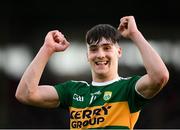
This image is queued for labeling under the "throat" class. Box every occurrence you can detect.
[92,73,120,83]
[92,76,121,86]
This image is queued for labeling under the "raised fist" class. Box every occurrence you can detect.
[43,30,70,53]
[117,16,139,39]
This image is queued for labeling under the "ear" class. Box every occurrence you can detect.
[86,45,90,62]
[86,51,90,62]
[117,47,122,58]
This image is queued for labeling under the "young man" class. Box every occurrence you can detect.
[15,16,169,129]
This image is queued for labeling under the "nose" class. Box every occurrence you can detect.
[96,48,105,58]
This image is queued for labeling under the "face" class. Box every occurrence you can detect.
[87,38,122,80]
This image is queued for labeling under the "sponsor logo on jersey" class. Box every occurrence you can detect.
[70,102,140,129]
[103,91,112,101]
[73,93,84,102]
[90,90,101,96]
[70,105,112,129]
[89,91,102,105]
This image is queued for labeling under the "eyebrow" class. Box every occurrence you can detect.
[89,43,113,48]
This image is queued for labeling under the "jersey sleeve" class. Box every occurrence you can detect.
[54,81,72,109]
[127,76,150,113]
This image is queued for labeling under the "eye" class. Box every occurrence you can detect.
[89,47,98,52]
[103,45,111,51]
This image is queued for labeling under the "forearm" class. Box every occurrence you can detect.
[16,46,53,100]
[130,31,169,86]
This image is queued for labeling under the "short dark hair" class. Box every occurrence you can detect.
[86,24,121,45]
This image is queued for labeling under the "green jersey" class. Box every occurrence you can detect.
[54,76,148,129]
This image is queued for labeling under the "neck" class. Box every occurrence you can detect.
[92,76,121,86]
[92,73,119,82]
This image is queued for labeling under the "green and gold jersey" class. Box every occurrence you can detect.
[54,76,149,129]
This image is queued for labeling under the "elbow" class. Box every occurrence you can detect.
[15,88,28,104]
[15,90,35,105]
[141,70,169,99]
[15,89,25,103]
[15,85,36,104]
[15,91,19,101]
[160,69,169,87]
[154,69,169,88]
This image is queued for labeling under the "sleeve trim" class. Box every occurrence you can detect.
[135,83,148,99]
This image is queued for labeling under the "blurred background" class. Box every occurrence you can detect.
[0,0,180,128]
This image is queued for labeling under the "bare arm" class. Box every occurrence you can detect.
[118,16,169,99]
[15,30,70,108]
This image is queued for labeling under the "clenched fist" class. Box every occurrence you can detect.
[43,30,70,54]
[117,16,139,39]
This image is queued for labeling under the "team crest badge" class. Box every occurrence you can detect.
[103,91,112,101]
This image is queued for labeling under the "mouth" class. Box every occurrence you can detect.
[95,61,109,66]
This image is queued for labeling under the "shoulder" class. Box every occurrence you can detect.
[70,80,90,86]
[55,80,90,90]
[54,80,90,98]
[120,75,141,80]
[105,76,141,94]
[114,76,141,94]
[117,75,141,85]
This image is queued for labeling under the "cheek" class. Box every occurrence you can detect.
[87,52,91,61]
[110,53,119,64]
[87,54,94,63]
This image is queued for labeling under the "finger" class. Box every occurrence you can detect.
[117,23,123,30]
[55,40,70,51]
[64,38,70,45]
[118,21,125,30]
[54,36,61,43]
[120,17,128,23]
[53,31,63,39]
[51,30,60,37]
[120,16,131,21]
[54,32,65,43]
[121,18,128,24]
[118,21,127,29]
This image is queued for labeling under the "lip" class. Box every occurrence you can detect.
[95,61,108,65]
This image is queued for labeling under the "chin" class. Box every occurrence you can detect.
[94,70,109,77]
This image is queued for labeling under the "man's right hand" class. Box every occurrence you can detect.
[43,30,70,54]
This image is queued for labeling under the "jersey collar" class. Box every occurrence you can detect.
[92,77,121,86]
